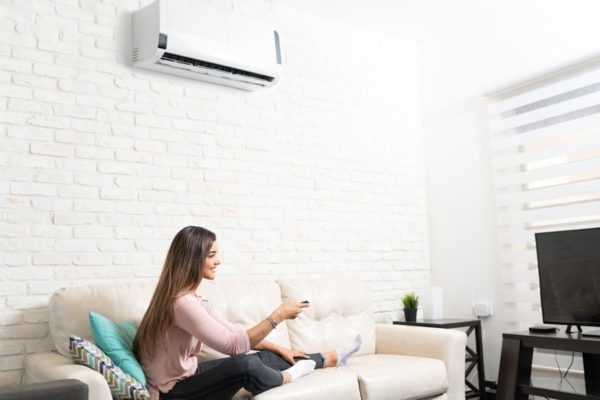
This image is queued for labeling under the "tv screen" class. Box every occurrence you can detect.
[535,227,600,335]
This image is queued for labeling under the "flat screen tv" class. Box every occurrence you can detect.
[535,227,600,336]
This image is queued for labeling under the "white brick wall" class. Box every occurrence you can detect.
[0,0,429,385]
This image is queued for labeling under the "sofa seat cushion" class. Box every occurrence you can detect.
[277,279,376,357]
[196,280,292,362]
[232,368,361,400]
[345,354,449,400]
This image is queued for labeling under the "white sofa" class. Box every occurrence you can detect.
[24,279,467,400]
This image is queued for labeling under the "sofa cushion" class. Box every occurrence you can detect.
[254,368,361,400]
[50,283,156,359]
[196,280,292,362]
[69,335,150,400]
[89,311,146,386]
[345,354,449,400]
[277,279,376,356]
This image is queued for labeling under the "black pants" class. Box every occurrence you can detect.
[159,351,325,400]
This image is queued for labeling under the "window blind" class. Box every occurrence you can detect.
[487,67,600,327]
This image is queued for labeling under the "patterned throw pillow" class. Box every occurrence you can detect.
[69,335,150,400]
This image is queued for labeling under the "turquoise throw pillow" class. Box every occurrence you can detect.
[89,311,146,386]
[70,334,149,400]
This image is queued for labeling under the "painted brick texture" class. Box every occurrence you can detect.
[0,0,429,384]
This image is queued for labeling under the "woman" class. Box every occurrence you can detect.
[133,226,362,400]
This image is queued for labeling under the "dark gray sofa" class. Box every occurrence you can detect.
[0,379,88,400]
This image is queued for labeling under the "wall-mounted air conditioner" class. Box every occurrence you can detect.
[132,0,282,91]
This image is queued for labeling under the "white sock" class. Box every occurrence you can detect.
[336,334,362,366]
[283,360,316,382]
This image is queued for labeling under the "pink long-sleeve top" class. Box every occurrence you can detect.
[141,294,250,399]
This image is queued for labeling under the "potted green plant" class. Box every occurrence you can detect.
[401,292,419,322]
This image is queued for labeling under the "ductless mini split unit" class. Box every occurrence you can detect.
[132,0,282,91]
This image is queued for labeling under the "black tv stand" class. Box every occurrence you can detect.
[567,324,583,333]
[497,331,600,399]
[582,329,600,338]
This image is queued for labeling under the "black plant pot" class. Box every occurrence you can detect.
[403,308,417,322]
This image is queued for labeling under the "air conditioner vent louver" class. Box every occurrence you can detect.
[159,52,273,83]
[133,48,139,62]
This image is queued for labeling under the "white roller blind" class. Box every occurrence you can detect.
[488,66,600,327]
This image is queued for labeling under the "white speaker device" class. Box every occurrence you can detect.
[472,289,493,318]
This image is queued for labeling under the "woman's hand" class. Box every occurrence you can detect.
[278,348,309,365]
[247,301,309,348]
[253,340,310,366]
[271,301,310,323]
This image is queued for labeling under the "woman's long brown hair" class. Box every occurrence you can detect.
[133,226,216,362]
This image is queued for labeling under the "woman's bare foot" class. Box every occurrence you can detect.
[324,350,338,367]
[282,372,292,384]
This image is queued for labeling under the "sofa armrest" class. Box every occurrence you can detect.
[0,379,88,400]
[25,352,112,400]
[375,324,467,400]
